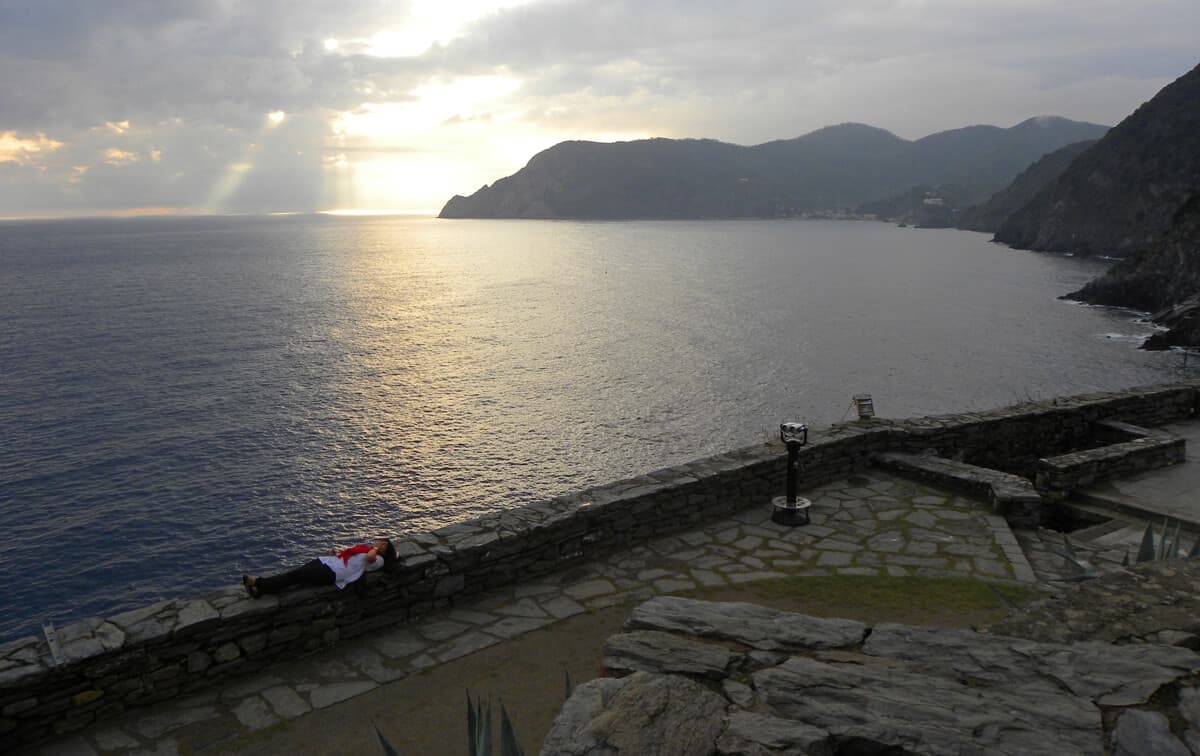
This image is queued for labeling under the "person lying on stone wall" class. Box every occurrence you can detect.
[241,538,398,598]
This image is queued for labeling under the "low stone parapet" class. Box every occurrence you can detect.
[1036,420,1186,501]
[875,451,1044,527]
[2,380,1198,750]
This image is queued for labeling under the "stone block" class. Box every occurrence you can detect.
[205,659,246,678]
[433,574,465,598]
[1111,709,1191,756]
[261,685,310,719]
[148,665,182,683]
[187,652,212,673]
[237,632,269,655]
[0,665,42,688]
[603,631,734,679]
[2,698,37,717]
[174,600,220,636]
[70,690,102,707]
[308,681,377,709]
[267,625,302,646]
[109,678,144,696]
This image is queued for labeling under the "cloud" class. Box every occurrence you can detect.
[0,0,1196,215]
[0,0,432,130]
[0,130,63,168]
[0,1,444,213]
[434,0,1198,141]
[102,147,139,166]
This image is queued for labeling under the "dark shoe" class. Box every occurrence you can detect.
[242,575,260,599]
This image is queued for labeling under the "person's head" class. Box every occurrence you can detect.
[373,538,397,566]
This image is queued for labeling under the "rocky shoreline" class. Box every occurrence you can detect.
[1064,196,1200,350]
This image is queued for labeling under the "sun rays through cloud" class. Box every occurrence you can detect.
[0,1,1196,218]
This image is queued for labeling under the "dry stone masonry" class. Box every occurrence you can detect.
[2,380,1198,750]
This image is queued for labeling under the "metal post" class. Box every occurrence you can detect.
[786,441,800,503]
[772,422,811,526]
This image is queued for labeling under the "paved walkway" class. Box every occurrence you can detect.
[32,470,1035,755]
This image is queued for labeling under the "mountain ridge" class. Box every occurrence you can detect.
[957,139,1098,233]
[439,117,1108,220]
[994,62,1200,257]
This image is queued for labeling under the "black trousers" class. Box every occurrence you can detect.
[256,559,335,594]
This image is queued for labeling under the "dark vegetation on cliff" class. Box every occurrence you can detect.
[439,118,1106,220]
[1067,197,1200,349]
[994,62,1200,257]
[956,140,1097,233]
[992,61,1200,348]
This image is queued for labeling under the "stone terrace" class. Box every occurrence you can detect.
[28,469,1036,755]
[9,380,1199,753]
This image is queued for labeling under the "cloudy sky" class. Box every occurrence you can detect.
[0,0,1196,218]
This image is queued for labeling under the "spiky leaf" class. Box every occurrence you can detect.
[498,701,525,756]
[375,722,401,756]
[1167,522,1182,559]
[467,692,478,756]
[1137,523,1157,563]
[1061,533,1076,556]
[478,696,492,756]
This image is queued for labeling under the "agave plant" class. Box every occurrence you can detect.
[466,690,525,756]
[1052,534,1099,581]
[1124,518,1200,564]
[378,670,575,754]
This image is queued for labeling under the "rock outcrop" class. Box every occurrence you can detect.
[1144,295,1200,350]
[542,585,1200,755]
[1064,195,1200,348]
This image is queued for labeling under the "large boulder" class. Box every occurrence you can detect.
[541,593,1200,755]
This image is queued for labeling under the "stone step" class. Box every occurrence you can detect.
[1068,491,1200,533]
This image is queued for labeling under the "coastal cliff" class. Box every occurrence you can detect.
[956,139,1096,233]
[1067,197,1200,349]
[994,61,1200,257]
[997,60,1200,347]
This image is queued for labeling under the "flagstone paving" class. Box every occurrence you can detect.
[30,470,1038,755]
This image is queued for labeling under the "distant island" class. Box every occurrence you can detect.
[439,118,1107,221]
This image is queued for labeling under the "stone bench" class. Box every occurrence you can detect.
[874,451,1043,528]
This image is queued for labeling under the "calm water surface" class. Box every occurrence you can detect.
[0,215,1184,639]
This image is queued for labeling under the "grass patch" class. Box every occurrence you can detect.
[690,575,1043,629]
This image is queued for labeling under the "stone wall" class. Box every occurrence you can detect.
[2,380,1197,750]
[874,451,1044,527]
[1036,420,1187,501]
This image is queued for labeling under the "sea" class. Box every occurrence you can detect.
[0,214,1186,641]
